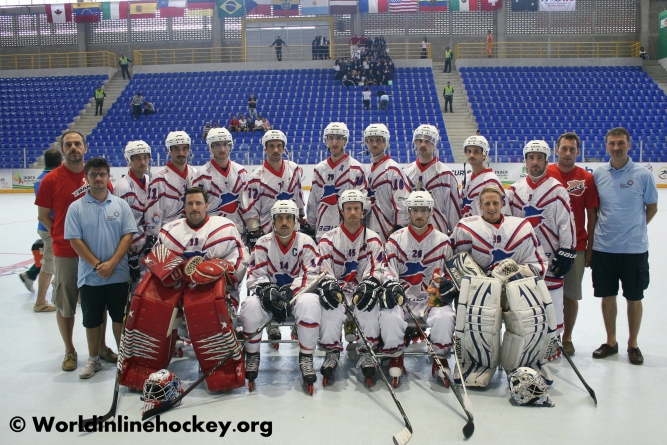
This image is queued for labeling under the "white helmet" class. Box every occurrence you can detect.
[124,140,152,164]
[338,189,366,211]
[412,124,440,146]
[271,200,299,220]
[165,131,191,149]
[405,190,434,211]
[206,127,234,150]
[507,367,555,407]
[323,122,349,149]
[523,140,551,159]
[262,130,287,149]
[363,123,390,148]
[463,135,490,157]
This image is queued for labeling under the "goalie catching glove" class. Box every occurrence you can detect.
[492,259,542,284]
[256,282,291,323]
[378,280,406,309]
[550,248,576,278]
[183,257,237,286]
[427,267,458,308]
[352,276,382,312]
[318,277,344,310]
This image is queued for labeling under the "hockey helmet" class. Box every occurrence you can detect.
[463,135,490,157]
[338,189,366,211]
[412,124,440,146]
[405,190,434,212]
[142,369,184,416]
[165,131,191,149]
[124,140,152,164]
[271,200,299,220]
[523,140,551,159]
[262,130,287,150]
[507,367,555,408]
[363,123,390,148]
[323,122,349,149]
[206,127,234,150]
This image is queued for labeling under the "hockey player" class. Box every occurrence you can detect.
[305,122,368,241]
[364,123,409,243]
[192,127,249,236]
[403,124,461,234]
[317,190,384,386]
[145,131,197,237]
[380,191,455,387]
[507,140,576,338]
[460,135,507,218]
[239,200,321,393]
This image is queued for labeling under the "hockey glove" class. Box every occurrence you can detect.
[437,277,459,307]
[279,284,294,302]
[353,276,382,312]
[299,222,317,241]
[318,277,344,310]
[143,235,158,257]
[379,280,406,309]
[245,229,264,252]
[128,252,141,281]
[550,248,577,278]
[256,283,290,323]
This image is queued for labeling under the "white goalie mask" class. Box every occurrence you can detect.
[507,367,555,408]
[142,369,184,415]
[124,140,152,164]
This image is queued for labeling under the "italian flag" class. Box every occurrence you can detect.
[102,2,129,20]
[450,0,478,11]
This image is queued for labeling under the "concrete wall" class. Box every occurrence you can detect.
[0,67,117,79]
[456,57,643,69]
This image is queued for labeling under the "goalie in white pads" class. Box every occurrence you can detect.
[239,200,321,393]
[317,190,385,386]
[460,135,508,218]
[305,122,368,241]
[403,124,462,234]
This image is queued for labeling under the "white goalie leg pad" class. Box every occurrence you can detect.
[500,277,557,379]
[453,276,503,388]
[545,280,564,334]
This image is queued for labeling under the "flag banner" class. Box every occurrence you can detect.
[450,0,478,11]
[46,4,72,23]
[389,0,418,13]
[330,0,357,13]
[302,0,329,14]
[129,2,158,18]
[418,0,447,12]
[218,0,244,16]
[659,10,667,59]
[539,0,575,11]
[245,0,272,14]
[102,2,129,19]
[481,0,502,11]
[511,0,538,11]
[158,0,186,17]
[188,0,215,15]
[73,3,101,23]
[359,0,388,13]
[272,0,300,16]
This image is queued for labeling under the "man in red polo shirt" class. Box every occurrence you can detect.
[35,131,116,372]
[547,132,599,356]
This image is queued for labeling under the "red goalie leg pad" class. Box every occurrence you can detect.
[183,280,245,392]
[119,272,185,390]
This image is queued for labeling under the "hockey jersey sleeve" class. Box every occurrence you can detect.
[389,166,410,227]
[361,235,385,282]
[202,222,249,284]
[242,175,262,226]
[306,167,324,228]
[246,237,270,291]
[443,171,463,232]
[450,222,473,255]
[294,165,306,211]
[157,220,185,256]
[145,179,163,237]
[383,235,404,282]
[290,237,320,294]
[554,187,576,251]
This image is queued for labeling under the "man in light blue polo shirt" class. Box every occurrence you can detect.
[591,127,658,365]
[65,157,137,379]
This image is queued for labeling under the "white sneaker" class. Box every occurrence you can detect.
[19,272,35,293]
[79,359,102,379]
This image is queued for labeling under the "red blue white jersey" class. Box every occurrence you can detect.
[145,162,197,236]
[242,160,305,234]
[113,170,150,253]
[192,159,248,235]
[384,225,452,305]
[247,231,319,295]
[404,158,462,234]
[307,154,368,241]
[451,215,547,276]
[507,176,575,288]
[461,168,508,218]
[366,155,409,243]
[318,224,384,296]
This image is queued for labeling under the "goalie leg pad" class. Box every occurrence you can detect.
[453,276,503,388]
[378,305,408,354]
[119,272,184,390]
[319,303,347,351]
[545,279,564,334]
[292,292,321,352]
[183,280,245,392]
[425,305,456,355]
[500,277,557,375]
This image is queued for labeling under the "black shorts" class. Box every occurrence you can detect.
[591,250,649,301]
[80,282,130,328]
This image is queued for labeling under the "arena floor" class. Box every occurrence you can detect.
[1,191,666,445]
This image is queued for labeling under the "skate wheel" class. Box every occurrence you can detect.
[270,343,279,350]
[366,377,372,388]
[322,377,328,387]
[248,380,255,392]
[392,377,399,388]
[308,384,314,396]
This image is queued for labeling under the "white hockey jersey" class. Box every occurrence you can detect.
[451,215,547,276]
[384,225,453,305]
[246,231,319,295]
[404,158,462,234]
[318,224,384,296]
[461,168,508,218]
[366,155,409,243]
[191,160,248,235]
[145,162,197,236]
[113,170,150,253]
[242,160,305,234]
[307,154,368,240]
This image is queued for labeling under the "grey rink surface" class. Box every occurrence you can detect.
[1,191,666,445]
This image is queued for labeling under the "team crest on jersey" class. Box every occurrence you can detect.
[523,205,545,227]
[490,248,514,265]
[276,191,292,200]
[322,185,339,206]
[274,273,293,286]
[342,261,359,282]
[566,179,586,197]
[219,192,240,215]
[402,262,426,287]
[151,213,160,224]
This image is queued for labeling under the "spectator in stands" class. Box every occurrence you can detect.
[640,47,649,60]
[229,114,240,135]
[476,129,481,136]
[94,86,106,116]
[323,38,331,60]
[421,37,428,59]
[379,92,389,113]
[254,115,264,134]
[118,53,133,80]
[334,60,342,81]
[248,93,258,120]
[270,35,287,61]
[341,74,355,89]
[247,116,256,134]
[362,87,372,110]
[359,34,367,53]
[444,46,453,73]
[349,35,358,57]
[212,122,220,129]
[443,82,454,113]
[261,117,272,132]
[239,115,248,134]
[486,30,494,58]
[143,101,155,115]
[202,122,212,140]
[130,92,142,120]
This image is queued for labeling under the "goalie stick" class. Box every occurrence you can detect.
[341,298,412,445]
[557,338,597,405]
[404,304,474,439]
[142,272,328,421]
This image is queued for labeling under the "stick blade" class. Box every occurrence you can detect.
[463,420,475,439]
[588,388,598,405]
[392,427,412,445]
[141,400,176,421]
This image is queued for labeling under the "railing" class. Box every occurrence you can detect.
[0,51,117,70]
[455,42,641,59]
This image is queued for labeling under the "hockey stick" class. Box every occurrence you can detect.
[289,272,327,305]
[557,338,597,405]
[404,305,474,439]
[341,298,412,445]
[451,336,471,409]
[143,272,328,420]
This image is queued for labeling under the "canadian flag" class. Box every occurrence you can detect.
[46,4,73,23]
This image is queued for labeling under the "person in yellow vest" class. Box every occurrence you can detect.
[443,82,454,113]
[444,47,453,73]
[119,53,133,80]
[486,31,494,58]
[94,86,106,116]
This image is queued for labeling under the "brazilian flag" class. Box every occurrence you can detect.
[218,0,244,16]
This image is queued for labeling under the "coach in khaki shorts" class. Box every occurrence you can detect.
[546,132,599,356]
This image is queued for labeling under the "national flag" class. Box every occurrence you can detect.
[302,0,329,14]
[480,0,502,10]
[359,0,388,13]
[158,0,186,17]
[46,4,72,23]
[129,2,158,18]
[72,3,101,23]
[102,2,130,19]
[218,0,245,16]
[188,0,215,15]
[272,0,299,16]
[418,0,447,12]
[539,0,575,11]
[330,0,357,13]
[511,0,538,11]
[245,0,272,15]
[389,0,417,12]
[450,0,478,11]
